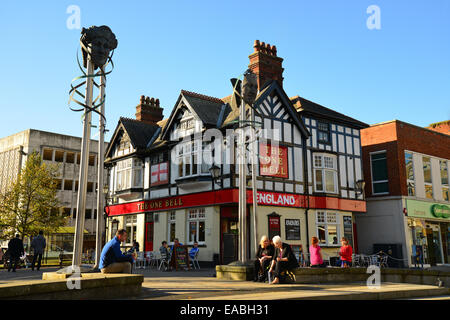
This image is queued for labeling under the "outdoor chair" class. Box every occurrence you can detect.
[352,254,362,267]
[380,255,388,268]
[159,252,170,271]
[151,251,161,268]
[144,251,152,268]
[134,251,145,269]
[189,250,200,270]
[369,255,380,267]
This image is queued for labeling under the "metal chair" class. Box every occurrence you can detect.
[144,251,152,268]
[189,250,200,270]
[158,252,170,271]
[352,254,361,267]
[135,251,145,269]
[369,255,380,267]
[151,251,161,268]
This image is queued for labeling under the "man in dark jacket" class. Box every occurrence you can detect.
[8,234,24,272]
[31,231,46,271]
[99,229,134,273]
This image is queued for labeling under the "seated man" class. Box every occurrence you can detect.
[189,241,199,260]
[99,229,134,273]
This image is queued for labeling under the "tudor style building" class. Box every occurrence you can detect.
[104,41,368,265]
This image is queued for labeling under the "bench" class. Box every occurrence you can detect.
[59,253,73,268]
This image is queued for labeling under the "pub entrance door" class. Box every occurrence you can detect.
[145,222,154,252]
[220,207,238,264]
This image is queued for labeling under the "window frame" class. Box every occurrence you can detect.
[422,156,433,199]
[313,153,338,194]
[440,160,449,201]
[316,211,340,247]
[168,211,176,245]
[317,121,331,144]
[405,151,415,196]
[370,150,389,195]
[124,215,137,246]
[186,208,206,245]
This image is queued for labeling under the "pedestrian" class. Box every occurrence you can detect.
[268,235,298,284]
[7,234,24,272]
[189,241,200,260]
[99,229,135,274]
[31,230,46,271]
[338,237,353,268]
[253,235,274,282]
[309,236,325,268]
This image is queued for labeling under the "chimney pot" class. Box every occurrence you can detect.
[145,97,150,104]
[254,40,260,52]
[271,45,277,56]
[140,95,145,103]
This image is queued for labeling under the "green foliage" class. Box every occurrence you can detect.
[0,152,68,240]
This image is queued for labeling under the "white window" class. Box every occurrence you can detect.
[186,208,206,244]
[316,211,340,246]
[176,140,212,178]
[125,215,137,245]
[405,152,415,196]
[313,154,338,193]
[440,160,449,201]
[168,211,176,244]
[115,158,143,190]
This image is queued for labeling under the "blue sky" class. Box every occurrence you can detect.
[0,1,449,141]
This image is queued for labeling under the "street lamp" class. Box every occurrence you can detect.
[209,164,222,187]
[356,179,366,195]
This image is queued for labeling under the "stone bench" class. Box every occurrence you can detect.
[0,273,144,299]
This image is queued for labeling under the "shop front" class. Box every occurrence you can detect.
[406,199,450,266]
[105,189,366,265]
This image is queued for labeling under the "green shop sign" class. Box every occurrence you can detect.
[406,199,450,220]
[431,204,450,219]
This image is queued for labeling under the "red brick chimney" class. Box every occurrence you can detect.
[248,40,284,91]
[135,95,164,125]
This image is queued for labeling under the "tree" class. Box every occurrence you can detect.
[0,151,67,241]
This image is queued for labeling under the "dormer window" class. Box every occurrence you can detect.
[317,121,330,144]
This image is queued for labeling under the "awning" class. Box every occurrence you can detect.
[54,227,89,234]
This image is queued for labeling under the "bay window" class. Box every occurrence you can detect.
[115,158,143,191]
[313,154,338,193]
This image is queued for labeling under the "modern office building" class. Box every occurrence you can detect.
[357,120,450,267]
[0,129,107,253]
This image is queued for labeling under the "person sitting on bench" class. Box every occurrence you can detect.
[268,235,298,284]
[99,229,135,273]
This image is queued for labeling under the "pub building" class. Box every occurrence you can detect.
[104,41,368,266]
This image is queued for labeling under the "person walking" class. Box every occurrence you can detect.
[309,236,325,268]
[31,231,46,271]
[99,229,135,273]
[7,234,24,272]
[338,237,353,268]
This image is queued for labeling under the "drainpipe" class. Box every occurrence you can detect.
[302,137,310,252]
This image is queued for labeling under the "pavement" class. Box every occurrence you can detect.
[1,266,449,300]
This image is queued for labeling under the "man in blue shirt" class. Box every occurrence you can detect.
[189,241,199,260]
[99,229,135,273]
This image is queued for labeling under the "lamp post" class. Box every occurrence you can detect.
[355,179,366,196]
[209,163,222,189]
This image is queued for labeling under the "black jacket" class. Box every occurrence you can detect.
[256,244,275,259]
[272,243,298,269]
[8,237,24,257]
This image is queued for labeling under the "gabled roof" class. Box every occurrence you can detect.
[105,117,160,159]
[160,90,229,140]
[291,96,369,129]
[222,80,310,138]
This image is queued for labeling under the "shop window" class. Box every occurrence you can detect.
[125,215,137,245]
[43,148,53,161]
[313,154,337,193]
[405,152,415,196]
[423,157,433,199]
[55,150,64,162]
[64,179,73,191]
[186,208,206,244]
[317,121,330,144]
[316,211,340,246]
[66,152,75,164]
[370,152,388,194]
[168,211,176,244]
[440,160,449,201]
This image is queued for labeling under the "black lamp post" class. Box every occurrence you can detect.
[209,164,222,188]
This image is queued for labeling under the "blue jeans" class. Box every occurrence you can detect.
[341,260,351,267]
